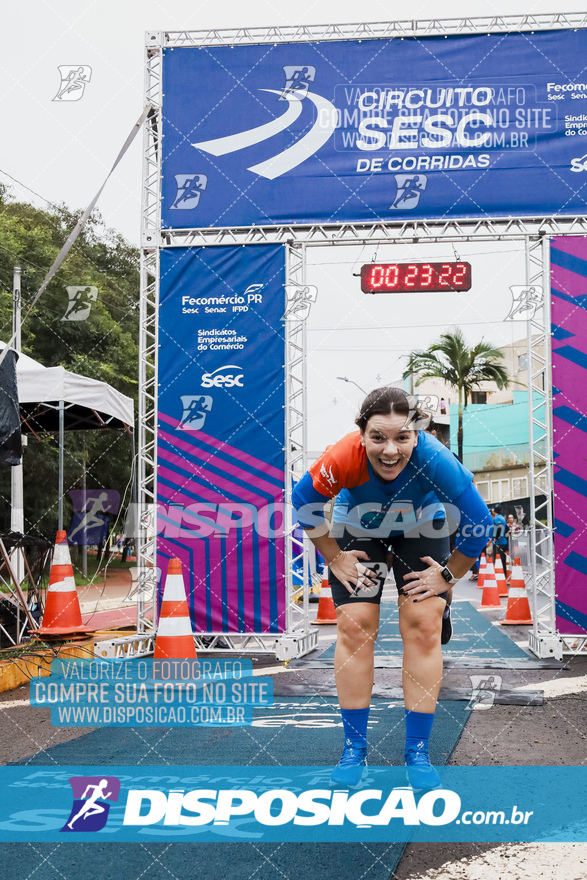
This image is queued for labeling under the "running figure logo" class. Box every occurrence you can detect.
[391,174,428,210]
[466,675,502,710]
[416,394,438,413]
[178,395,214,431]
[61,286,98,322]
[67,490,120,545]
[505,285,543,321]
[281,283,318,321]
[279,65,316,100]
[52,66,92,101]
[170,174,208,210]
[61,776,120,832]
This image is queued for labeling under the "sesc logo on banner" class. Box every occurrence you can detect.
[161,31,587,226]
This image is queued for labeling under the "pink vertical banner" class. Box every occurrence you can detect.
[551,237,587,634]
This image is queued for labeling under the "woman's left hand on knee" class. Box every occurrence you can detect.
[402,556,446,602]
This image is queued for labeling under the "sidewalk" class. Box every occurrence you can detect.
[76,565,148,630]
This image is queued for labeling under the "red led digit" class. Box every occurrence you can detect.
[371,265,384,289]
[452,263,468,287]
[384,264,399,289]
[438,264,452,287]
[361,261,471,293]
[404,264,419,287]
[420,264,433,287]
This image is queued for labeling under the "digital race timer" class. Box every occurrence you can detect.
[361,262,472,293]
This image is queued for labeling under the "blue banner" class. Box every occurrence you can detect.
[157,245,286,633]
[0,766,586,842]
[161,30,587,226]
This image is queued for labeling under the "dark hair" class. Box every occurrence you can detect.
[355,386,430,433]
[493,504,502,514]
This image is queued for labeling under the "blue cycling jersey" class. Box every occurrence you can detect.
[292,430,492,558]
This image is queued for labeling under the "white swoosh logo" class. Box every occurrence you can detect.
[191,89,338,179]
[248,90,338,180]
[192,92,303,156]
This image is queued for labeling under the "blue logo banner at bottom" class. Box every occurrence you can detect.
[0,766,585,842]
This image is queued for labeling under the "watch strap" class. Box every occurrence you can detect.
[442,565,457,585]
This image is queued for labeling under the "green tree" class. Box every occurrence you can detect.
[402,328,509,463]
[0,185,139,537]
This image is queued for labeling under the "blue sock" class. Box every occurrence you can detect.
[405,709,435,755]
[340,707,370,748]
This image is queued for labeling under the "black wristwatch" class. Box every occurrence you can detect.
[440,565,458,585]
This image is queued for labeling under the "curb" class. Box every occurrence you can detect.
[0,630,136,695]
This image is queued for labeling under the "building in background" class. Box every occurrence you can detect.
[409,337,546,522]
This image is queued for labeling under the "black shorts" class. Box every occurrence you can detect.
[329,523,451,607]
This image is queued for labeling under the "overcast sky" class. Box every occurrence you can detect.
[2,0,584,244]
[1,0,571,449]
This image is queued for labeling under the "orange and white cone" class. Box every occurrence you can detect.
[500,557,533,625]
[506,551,512,582]
[35,530,91,636]
[313,566,337,625]
[154,558,197,658]
[494,555,509,598]
[476,552,487,589]
[479,558,501,608]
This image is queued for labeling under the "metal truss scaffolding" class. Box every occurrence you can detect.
[524,239,559,659]
[160,13,587,47]
[135,19,587,660]
[135,37,162,645]
[280,243,319,660]
[158,217,587,249]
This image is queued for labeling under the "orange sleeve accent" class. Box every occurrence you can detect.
[308,432,369,496]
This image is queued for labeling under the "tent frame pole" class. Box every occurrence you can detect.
[58,400,64,531]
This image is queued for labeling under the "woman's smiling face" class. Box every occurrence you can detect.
[361,413,419,481]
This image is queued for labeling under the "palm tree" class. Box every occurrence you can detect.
[402,328,509,463]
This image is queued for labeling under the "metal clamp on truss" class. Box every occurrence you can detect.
[274,631,319,661]
[145,31,166,49]
[141,229,162,249]
[94,633,156,660]
[528,632,563,661]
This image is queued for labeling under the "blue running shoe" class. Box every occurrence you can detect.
[405,744,441,791]
[330,740,367,788]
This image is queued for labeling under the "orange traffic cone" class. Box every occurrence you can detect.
[476,552,487,589]
[494,555,508,598]
[479,558,501,608]
[505,552,512,582]
[313,566,337,625]
[35,531,91,636]
[501,557,533,625]
[154,558,197,658]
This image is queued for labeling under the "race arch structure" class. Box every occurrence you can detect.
[136,13,587,659]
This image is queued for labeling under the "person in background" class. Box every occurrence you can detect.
[506,513,520,558]
[491,505,508,574]
[292,387,492,792]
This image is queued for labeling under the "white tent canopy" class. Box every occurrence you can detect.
[1,342,134,533]
[1,342,134,431]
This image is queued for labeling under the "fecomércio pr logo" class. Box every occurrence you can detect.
[61,776,121,833]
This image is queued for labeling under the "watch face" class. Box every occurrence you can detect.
[441,568,452,583]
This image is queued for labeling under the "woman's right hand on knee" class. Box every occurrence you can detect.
[330,549,378,595]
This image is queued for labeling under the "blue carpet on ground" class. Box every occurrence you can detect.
[313,600,530,664]
[7,697,471,880]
